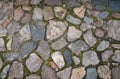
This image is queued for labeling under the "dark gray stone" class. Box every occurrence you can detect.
[109,0,120,11]
[63,49,72,65]
[41,64,57,79]
[19,41,37,59]
[30,24,45,41]
[68,40,89,55]
[86,68,97,79]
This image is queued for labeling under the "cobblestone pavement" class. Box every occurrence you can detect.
[0,0,120,79]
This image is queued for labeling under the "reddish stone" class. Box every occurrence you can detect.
[1,18,11,27]
[14,7,24,21]
[21,13,31,24]
[95,28,104,38]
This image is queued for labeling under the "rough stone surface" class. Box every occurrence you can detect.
[112,44,120,49]
[30,23,45,41]
[0,64,10,79]
[67,26,82,42]
[112,50,120,62]
[21,13,31,24]
[66,14,81,25]
[73,5,86,18]
[13,7,24,21]
[112,66,120,79]
[0,38,6,51]
[45,0,61,6]
[97,65,111,79]
[19,24,31,41]
[0,58,3,69]
[107,20,120,41]
[97,11,109,19]
[46,20,67,41]
[95,28,104,38]
[8,61,23,79]
[26,53,43,72]
[97,40,110,51]
[19,41,37,59]
[32,7,43,20]
[11,34,22,51]
[68,40,89,55]
[36,40,50,60]
[41,64,57,79]
[102,50,113,61]
[52,38,68,50]
[43,6,54,20]
[72,56,80,65]
[80,23,93,31]
[26,74,41,79]
[30,0,41,5]
[82,51,99,66]
[57,67,72,79]
[112,13,120,19]
[86,68,97,79]
[54,7,66,19]
[7,21,21,38]
[51,51,65,69]
[64,0,80,8]
[71,67,86,79]
[0,26,7,37]
[83,30,97,47]
[3,52,19,62]
[84,16,93,24]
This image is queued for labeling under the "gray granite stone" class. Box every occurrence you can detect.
[68,40,89,55]
[82,51,99,66]
[112,50,120,62]
[51,38,68,50]
[36,40,50,60]
[97,40,110,51]
[41,64,57,79]
[112,66,120,79]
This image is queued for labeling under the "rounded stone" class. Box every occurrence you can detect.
[97,65,111,79]
[82,51,99,66]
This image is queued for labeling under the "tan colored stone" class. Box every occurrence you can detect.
[71,67,86,79]
[73,6,86,18]
[43,6,54,20]
[49,61,58,71]
[54,7,66,19]
[7,38,12,50]
[22,6,32,11]
[112,13,120,19]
